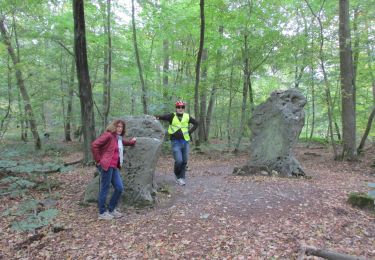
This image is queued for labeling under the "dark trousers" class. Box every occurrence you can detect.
[171,139,189,179]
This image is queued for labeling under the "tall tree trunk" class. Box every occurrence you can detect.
[131,0,148,114]
[339,0,357,160]
[13,16,28,142]
[226,64,235,149]
[352,5,360,109]
[60,49,68,139]
[0,56,12,139]
[65,58,75,142]
[357,19,375,153]
[357,106,375,153]
[163,39,169,103]
[305,0,338,159]
[102,0,112,129]
[131,84,135,115]
[198,48,208,142]
[234,33,250,153]
[309,66,316,141]
[194,0,205,146]
[0,17,41,149]
[206,26,224,140]
[73,0,96,163]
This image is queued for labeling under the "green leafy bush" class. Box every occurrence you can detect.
[3,199,58,232]
[0,176,36,197]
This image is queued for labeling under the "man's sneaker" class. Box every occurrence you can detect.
[98,211,114,220]
[177,178,186,186]
[110,209,123,219]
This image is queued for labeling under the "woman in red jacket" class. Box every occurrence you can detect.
[91,119,136,220]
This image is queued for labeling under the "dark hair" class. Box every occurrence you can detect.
[106,119,126,136]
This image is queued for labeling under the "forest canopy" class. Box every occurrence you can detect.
[0,0,374,155]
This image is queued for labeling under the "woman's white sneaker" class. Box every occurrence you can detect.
[177,178,186,186]
[110,209,123,218]
[98,211,114,220]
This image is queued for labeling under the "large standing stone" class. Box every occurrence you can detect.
[84,115,165,207]
[233,88,306,177]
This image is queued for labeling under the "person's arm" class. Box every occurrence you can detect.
[123,137,136,146]
[155,113,174,123]
[188,116,199,134]
[91,132,111,164]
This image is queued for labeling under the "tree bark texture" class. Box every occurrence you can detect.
[206,26,224,141]
[304,0,338,159]
[73,0,96,163]
[357,106,375,153]
[131,0,148,114]
[299,245,366,260]
[102,0,112,129]
[198,48,208,142]
[234,33,250,153]
[0,17,41,149]
[163,39,169,101]
[339,0,357,160]
[65,58,75,142]
[194,0,205,145]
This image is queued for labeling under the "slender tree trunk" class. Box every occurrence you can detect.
[357,106,375,153]
[131,0,148,114]
[357,19,375,152]
[0,56,12,139]
[305,0,338,159]
[163,39,169,102]
[234,33,250,153]
[102,0,112,129]
[309,67,316,141]
[339,0,357,160]
[0,17,41,149]
[65,58,75,142]
[73,0,96,163]
[194,0,205,146]
[59,49,68,139]
[352,5,360,109]
[198,48,208,142]
[206,26,224,140]
[131,84,135,115]
[226,64,235,149]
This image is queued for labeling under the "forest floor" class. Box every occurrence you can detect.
[0,142,375,259]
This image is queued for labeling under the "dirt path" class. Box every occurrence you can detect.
[1,146,375,259]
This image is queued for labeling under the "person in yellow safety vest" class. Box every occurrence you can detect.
[155,101,199,186]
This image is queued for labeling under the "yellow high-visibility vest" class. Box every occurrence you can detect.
[168,113,190,141]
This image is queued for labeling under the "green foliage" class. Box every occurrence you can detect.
[299,136,328,145]
[8,200,58,232]
[0,0,374,151]
[11,209,57,232]
[0,159,73,174]
[0,160,18,168]
[0,176,36,197]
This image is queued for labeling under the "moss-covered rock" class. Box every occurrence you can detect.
[348,192,375,210]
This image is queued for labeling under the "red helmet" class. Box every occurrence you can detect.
[175,101,185,107]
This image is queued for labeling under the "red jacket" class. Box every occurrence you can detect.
[91,131,136,171]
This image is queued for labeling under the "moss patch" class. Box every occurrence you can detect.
[347,192,375,211]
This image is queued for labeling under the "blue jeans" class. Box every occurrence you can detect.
[98,166,124,214]
[171,139,189,179]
